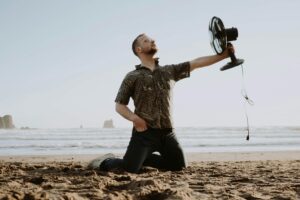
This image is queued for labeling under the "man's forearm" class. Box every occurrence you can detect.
[115,103,136,122]
[189,54,227,72]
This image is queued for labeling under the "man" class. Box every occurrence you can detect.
[88,33,233,173]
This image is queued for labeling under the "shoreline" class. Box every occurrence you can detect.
[1,150,300,163]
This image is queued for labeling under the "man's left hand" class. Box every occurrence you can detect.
[223,44,235,58]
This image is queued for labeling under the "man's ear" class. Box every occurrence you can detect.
[136,46,142,54]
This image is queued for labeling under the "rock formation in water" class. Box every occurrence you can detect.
[0,115,15,129]
[103,119,114,128]
[0,118,4,128]
[20,127,31,130]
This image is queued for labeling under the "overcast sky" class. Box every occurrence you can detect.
[1,0,299,128]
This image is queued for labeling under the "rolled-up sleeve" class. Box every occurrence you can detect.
[164,62,190,81]
[115,73,135,105]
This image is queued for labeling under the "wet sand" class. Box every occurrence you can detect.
[0,152,299,199]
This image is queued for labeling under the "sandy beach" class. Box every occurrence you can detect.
[0,151,299,200]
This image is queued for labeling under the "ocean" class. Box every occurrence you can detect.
[0,127,299,155]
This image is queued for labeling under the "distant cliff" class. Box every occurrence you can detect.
[103,119,114,128]
[0,115,15,129]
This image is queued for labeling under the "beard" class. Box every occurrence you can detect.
[143,46,157,55]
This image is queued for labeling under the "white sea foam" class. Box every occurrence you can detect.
[0,127,299,155]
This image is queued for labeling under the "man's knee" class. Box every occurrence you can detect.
[163,149,187,171]
[123,160,142,173]
[122,152,145,173]
[168,160,186,171]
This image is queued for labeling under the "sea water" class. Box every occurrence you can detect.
[0,127,299,155]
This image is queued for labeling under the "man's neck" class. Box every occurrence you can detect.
[140,56,156,71]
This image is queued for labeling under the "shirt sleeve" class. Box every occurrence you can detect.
[115,73,135,105]
[164,61,190,81]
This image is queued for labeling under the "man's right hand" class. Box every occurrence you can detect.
[115,103,148,132]
[132,115,147,132]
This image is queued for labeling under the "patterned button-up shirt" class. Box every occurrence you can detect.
[115,60,190,129]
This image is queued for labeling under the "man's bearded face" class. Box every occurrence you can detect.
[139,35,158,56]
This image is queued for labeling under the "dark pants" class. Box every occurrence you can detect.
[103,128,186,173]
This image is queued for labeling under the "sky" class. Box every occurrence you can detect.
[0,0,299,128]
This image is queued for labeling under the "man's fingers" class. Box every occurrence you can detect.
[228,46,235,53]
[135,125,147,132]
[133,118,147,132]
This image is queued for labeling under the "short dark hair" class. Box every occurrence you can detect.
[132,34,144,57]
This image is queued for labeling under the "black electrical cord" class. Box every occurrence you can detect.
[241,64,254,140]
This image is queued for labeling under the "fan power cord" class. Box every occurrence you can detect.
[241,64,254,140]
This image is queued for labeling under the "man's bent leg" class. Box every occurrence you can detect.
[143,152,164,169]
[103,129,161,173]
[122,131,153,173]
[161,132,186,171]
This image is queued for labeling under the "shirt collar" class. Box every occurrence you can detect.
[135,58,160,70]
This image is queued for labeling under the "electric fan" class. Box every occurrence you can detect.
[209,16,244,71]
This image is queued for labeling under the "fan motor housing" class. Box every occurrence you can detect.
[225,28,238,41]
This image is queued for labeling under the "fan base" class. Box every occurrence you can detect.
[220,59,244,71]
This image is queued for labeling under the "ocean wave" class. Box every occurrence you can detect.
[0,127,299,155]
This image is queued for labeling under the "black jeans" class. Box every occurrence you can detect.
[103,128,186,173]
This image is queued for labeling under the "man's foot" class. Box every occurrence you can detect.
[87,153,115,170]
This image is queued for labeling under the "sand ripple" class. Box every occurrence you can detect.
[0,160,299,199]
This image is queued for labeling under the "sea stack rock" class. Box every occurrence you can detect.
[0,115,15,129]
[0,117,4,129]
[103,119,114,128]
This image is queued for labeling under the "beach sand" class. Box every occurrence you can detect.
[0,151,299,200]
